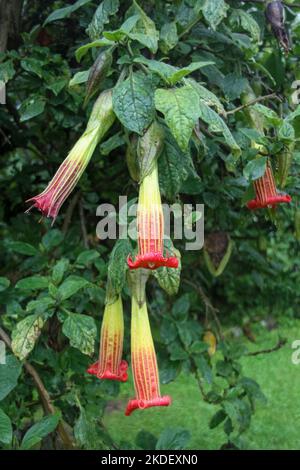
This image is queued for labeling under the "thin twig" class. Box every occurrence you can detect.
[247,337,287,356]
[0,326,75,449]
[226,93,281,116]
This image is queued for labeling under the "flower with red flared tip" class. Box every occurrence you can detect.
[87,295,128,382]
[247,160,292,210]
[26,90,115,223]
[127,162,178,270]
[125,296,171,416]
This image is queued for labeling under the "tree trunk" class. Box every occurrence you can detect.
[0,0,23,53]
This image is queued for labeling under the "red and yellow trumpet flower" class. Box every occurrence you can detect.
[247,160,291,210]
[87,295,128,382]
[127,162,178,270]
[26,90,115,222]
[125,295,171,416]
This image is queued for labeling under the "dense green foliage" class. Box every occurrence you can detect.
[0,0,300,450]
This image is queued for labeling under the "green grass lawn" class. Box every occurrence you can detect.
[103,318,300,450]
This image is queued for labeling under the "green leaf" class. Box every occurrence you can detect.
[158,128,189,200]
[58,276,89,301]
[252,103,282,126]
[9,241,38,256]
[155,85,200,151]
[87,0,120,40]
[107,239,131,297]
[15,276,49,291]
[243,157,267,181]
[113,71,155,135]
[202,0,229,30]
[103,15,140,41]
[198,100,241,157]
[0,408,12,444]
[128,0,159,53]
[188,78,225,115]
[156,428,191,450]
[42,229,64,251]
[44,0,92,25]
[278,120,295,142]
[153,239,181,295]
[222,73,248,101]
[20,414,60,450]
[11,314,46,360]
[0,355,22,401]
[75,38,114,62]
[20,58,44,78]
[52,259,70,285]
[135,57,213,86]
[172,293,190,322]
[76,250,100,267]
[26,297,55,314]
[160,22,178,54]
[69,70,90,87]
[0,60,15,83]
[231,9,261,43]
[209,409,227,429]
[62,313,96,355]
[0,277,10,292]
[19,96,45,122]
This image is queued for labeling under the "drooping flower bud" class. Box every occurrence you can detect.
[26,89,115,222]
[247,160,291,210]
[125,295,171,416]
[265,1,291,53]
[87,295,128,382]
[127,161,178,270]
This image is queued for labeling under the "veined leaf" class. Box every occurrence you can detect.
[11,314,46,360]
[87,0,120,40]
[155,85,200,151]
[113,71,155,135]
[62,314,96,356]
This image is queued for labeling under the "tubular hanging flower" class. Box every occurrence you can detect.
[127,162,178,270]
[125,295,171,416]
[87,295,128,382]
[247,160,291,210]
[26,90,115,222]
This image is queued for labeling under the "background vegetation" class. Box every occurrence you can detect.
[0,0,300,450]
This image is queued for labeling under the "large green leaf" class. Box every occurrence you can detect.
[58,276,89,301]
[44,0,92,25]
[62,314,96,356]
[107,239,131,298]
[19,96,45,122]
[113,72,155,135]
[156,427,191,450]
[135,57,213,86]
[20,414,60,450]
[153,240,181,295]
[15,276,49,291]
[198,100,241,156]
[0,277,10,292]
[87,0,120,40]
[243,157,267,181]
[155,85,200,151]
[0,355,22,401]
[127,0,159,53]
[202,0,229,30]
[158,128,190,200]
[11,314,46,360]
[0,408,12,445]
